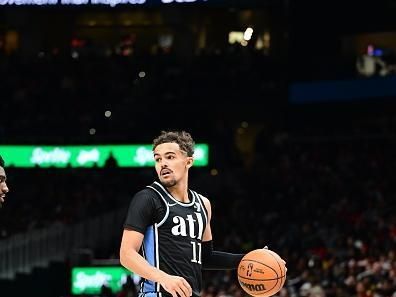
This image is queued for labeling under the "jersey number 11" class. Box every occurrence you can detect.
[191,241,202,264]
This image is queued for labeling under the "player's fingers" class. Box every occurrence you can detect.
[181,278,192,296]
[175,286,187,297]
[163,285,177,297]
[170,289,178,297]
[179,284,190,297]
[263,245,269,249]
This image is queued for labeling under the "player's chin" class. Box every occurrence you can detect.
[160,177,177,187]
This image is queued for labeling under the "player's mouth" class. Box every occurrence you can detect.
[161,169,173,177]
[0,194,5,202]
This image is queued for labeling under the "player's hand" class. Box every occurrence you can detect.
[158,274,192,297]
[263,246,287,271]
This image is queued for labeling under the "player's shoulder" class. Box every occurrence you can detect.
[199,195,210,204]
[195,193,211,210]
[132,187,158,201]
[130,187,166,211]
[190,188,209,201]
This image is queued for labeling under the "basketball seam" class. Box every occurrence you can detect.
[239,257,279,294]
[266,251,284,291]
[240,259,279,274]
[242,255,286,278]
[238,275,285,281]
[267,251,286,277]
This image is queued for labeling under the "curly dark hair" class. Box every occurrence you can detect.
[153,131,195,157]
[0,155,4,168]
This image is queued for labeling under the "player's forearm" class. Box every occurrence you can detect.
[201,240,245,270]
[202,251,245,270]
[120,248,167,283]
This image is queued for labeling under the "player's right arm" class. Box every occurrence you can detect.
[119,189,192,297]
[120,230,192,297]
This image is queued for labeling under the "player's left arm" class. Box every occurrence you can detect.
[201,196,213,242]
[201,196,245,270]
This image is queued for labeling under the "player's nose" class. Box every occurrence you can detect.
[2,183,9,193]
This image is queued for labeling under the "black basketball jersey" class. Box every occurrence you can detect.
[128,181,208,297]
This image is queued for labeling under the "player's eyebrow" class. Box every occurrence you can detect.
[164,152,176,155]
[154,151,177,156]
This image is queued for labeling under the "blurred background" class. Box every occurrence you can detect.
[0,0,396,296]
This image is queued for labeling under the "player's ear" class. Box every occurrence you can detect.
[186,157,194,169]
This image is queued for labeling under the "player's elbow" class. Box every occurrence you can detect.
[119,247,129,268]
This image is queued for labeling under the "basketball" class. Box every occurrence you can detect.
[237,249,286,297]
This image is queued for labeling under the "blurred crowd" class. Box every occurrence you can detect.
[1,49,396,297]
[0,45,277,144]
[199,134,396,297]
[3,131,391,297]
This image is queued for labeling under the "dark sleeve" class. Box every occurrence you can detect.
[202,240,245,270]
[124,189,159,234]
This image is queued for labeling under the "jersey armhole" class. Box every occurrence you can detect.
[196,193,209,225]
[146,186,170,227]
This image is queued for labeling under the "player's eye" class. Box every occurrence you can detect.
[154,158,161,163]
[167,155,175,160]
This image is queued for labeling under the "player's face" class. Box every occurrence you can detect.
[154,142,192,188]
[0,166,9,204]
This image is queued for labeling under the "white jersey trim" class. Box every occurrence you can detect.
[154,223,160,292]
[195,192,208,226]
[147,186,170,228]
[140,245,146,292]
[154,181,196,207]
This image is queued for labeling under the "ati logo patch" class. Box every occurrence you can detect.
[171,212,204,239]
[239,281,266,292]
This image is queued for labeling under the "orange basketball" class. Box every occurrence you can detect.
[237,249,287,297]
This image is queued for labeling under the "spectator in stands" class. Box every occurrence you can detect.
[0,155,10,207]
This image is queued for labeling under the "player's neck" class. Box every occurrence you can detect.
[167,179,190,203]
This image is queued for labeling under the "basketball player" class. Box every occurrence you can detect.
[0,155,10,207]
[120,131,285,297]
